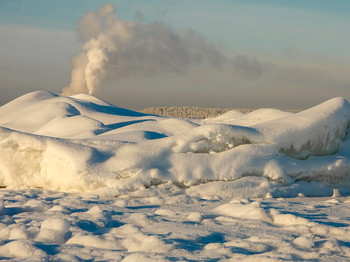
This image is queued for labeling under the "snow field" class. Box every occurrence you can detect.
[1,91,350,260]
[1,189,350,260]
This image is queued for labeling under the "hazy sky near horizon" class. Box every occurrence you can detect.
[0,0,350,109]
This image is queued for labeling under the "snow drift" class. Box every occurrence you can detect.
[0,91,350,197]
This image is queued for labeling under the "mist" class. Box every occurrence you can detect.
[62,3,262,96]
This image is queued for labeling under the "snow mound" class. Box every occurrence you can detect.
[0,91,350,197]
[177,97,350,158]
[36,217,70,243]
[205,108,292,126]
[255,97,350,159]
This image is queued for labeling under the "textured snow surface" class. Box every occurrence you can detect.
[0,91,350,197]
[1,189,350,261]
[1,91,350,260]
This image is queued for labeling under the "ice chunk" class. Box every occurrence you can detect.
[36,217,70,243]
[214,200,270,221]
[0,240,46,258]
[174,124,257,153]
[270,209,310,226]
[66,232,120,249]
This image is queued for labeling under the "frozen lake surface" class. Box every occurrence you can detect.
[1,189,350,261]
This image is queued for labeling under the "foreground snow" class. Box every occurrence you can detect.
[1,91,350,260]
[1,189,350,261]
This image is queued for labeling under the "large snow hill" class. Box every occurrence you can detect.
[2,91,350,261]
[0,91,350,198]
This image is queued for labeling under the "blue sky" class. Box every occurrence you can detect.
[0,0,350,109]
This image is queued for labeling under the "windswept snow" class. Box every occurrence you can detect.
[1,189,350,261]
[1,91,350,260]
[0,91,350,196]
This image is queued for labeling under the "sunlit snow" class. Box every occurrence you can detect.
[1,91,350,260]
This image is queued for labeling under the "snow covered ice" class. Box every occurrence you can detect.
[1,91,350,196]
[1,91,350,260]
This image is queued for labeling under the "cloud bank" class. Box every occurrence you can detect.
[62,3,262,96]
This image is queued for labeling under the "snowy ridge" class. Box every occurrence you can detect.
[0,91,350,197]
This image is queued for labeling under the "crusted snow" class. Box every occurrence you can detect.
[0,189,350,261]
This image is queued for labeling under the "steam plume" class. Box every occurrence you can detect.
[62,3,261,96]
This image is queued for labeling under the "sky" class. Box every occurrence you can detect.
[0,0,350,109]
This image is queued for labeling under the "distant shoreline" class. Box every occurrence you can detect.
[139,106,301,119]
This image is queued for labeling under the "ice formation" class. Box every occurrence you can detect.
[0,91,350,197]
